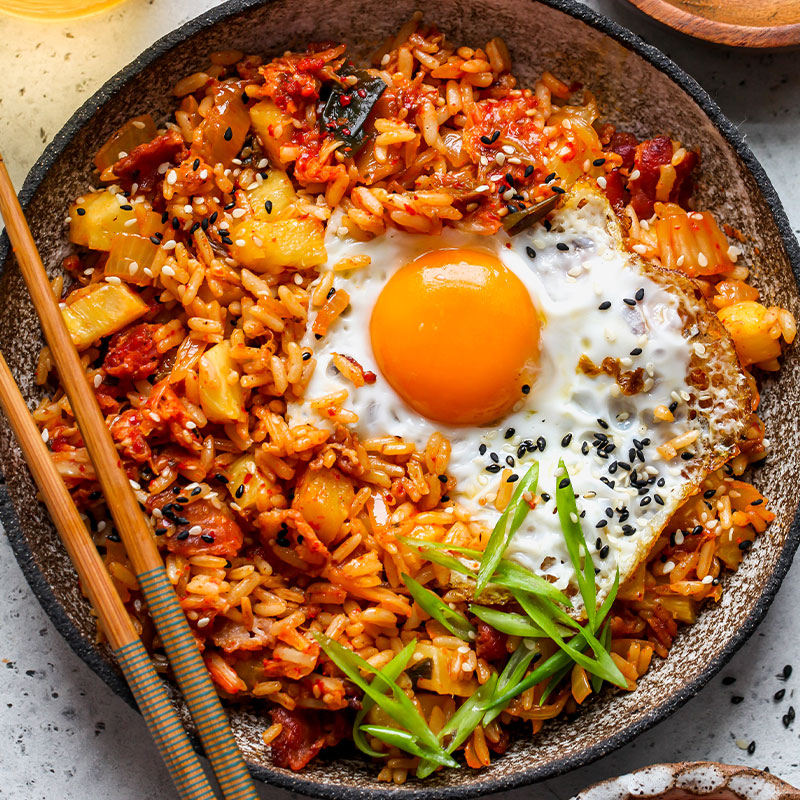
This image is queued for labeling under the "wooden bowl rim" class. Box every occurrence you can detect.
[624,0,800,48]
[1,0,799,797]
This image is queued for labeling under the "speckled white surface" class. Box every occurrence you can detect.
[0,1,798,798]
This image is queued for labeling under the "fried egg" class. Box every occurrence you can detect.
[288,184,750,615]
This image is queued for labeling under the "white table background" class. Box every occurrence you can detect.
[0,1,798,797]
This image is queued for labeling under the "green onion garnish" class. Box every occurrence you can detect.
[482,641,541,725]
[360,726,459,769]
[475,463,539,598]
[402,573,475,642]
[469,605,550,639]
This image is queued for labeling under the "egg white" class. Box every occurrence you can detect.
[288,191,701,613]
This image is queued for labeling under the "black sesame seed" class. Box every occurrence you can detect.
[119,204,133,211]
[506,455,515,467]
[541,493,551,503]
[669,401,678,412]
[107,531,121,542]
[599,545,610,559]
[441,495,450,502]
[526,246,536,260]
[437,475,448,483]
[189,221,200,234]
[326,286,336,300]
[264,199,273,214]
[623,297,636,306]
[88,490,102,500]
[609,462,618,474]
[524,165,534,177]
[597,418,609,430]
[704,488,717,499]
[545,171,556,183]
[561,433,572,447]
[775,689,786,701]
[505,172,515,187]
[209,211,218,225]
[235,484,245,499]
[224,199,236,210]
[175,496,189,504]
[595,538,602,549]
[657,477,666,487]
[630,347,642,356]
[479,444,487,455]
[681,451,695,460]
[214,473,228,483]
[598,301,611,310]
[747,741,756,756]
[302,351,311,360]
[315,333,322,340]
[480,135,492,145]
[596,520,607,528]
[592,158,606,167]
[193,158,201,170]
[722,676,736,686]
[223,126,233,141]
[537,436,546,451]
[551,185,566,194]
[556,242,569,251]
[154,527,167,536]
[622,524,635,535]
[783,664,793,680]
[149,235,161,245]
[486,464,501,473]
[172,216,180,229]
[692,525,704,536]
[505,427,515,439]
[161,212,169,224]
[558,478,570,489]
[76,207,86,216]
[521,384,530,394]
[201,217,209,231]
[581,442,590,455]
[507,474,518,483]
[635,288,645,301]
[738,540,753,551]
[176,530,190,540]
[751,498,764,506]
[618,462,631,471]
[544,219,552,231]
[654,494,664,505]
[640,496,651,507]
[490,452,499,463]
[731,695,744,705]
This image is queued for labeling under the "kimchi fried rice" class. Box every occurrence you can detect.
[32,13,796,782]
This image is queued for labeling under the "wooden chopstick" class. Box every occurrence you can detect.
[0,353,218,800]
[0,153,259,800]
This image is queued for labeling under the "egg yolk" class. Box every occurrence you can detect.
[369,248,541,426]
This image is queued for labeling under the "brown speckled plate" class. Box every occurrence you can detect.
[0,1,798,797]
[572,762,800,800]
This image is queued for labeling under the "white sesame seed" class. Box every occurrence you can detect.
[246,182,260,191]
[676,254,685,267]
[474,184,490,193]
[186,421,197,430]
[97,521,107,532]
[674,530,684,545]
[105,275,122,285]
[235,239,247,247]
[632,243,648,255]
[620,357,633,367]
[161,265,175,277]
[143,267,154,278]
[479,155,489,167]
[197,617,211,628]
[663,561,675,574]
[596,175,607,189]
[701,575,713,584]
[189,524,202,535]
[727,245,741,262]
[501,145,514,155]
[166,170,177,185]
[132,120,146,129]
[567,265,582,277]
[640,219,650,231]
[93,374,102,387]
[381,53,390,65]
[162,240,177,251]
[693,342,707,356]
[495,152,506,166]
[149,412,161,422]
[231,207,246,218]
[507,156,522,165]
[153,508,163,518]
[502,188,514,201]
[123,217,137,227]
[629,169,641,181]
[129,479,141,490]
[128,261,139,274]
[41,428,49,443]
[698,252,708,267]
[610,384,621,397]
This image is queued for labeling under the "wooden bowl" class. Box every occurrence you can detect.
[0,0,799,797]
[573,762,800,800]
[622,0,800,48]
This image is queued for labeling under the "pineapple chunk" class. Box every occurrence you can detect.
[61,283,148,350]
[292,467,354,544]
[249,100,295,167]
[229,219,326,273]
[226,454,277,510]
[413,641,478,697]
[69,191,138,251]
[199,341,245,424]
[247,170,297,220]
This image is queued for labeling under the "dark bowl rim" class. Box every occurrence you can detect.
[1,0,799,798]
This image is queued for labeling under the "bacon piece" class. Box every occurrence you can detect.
[268,708,348,771]
[148,490,243,559]
[609,130,638,170]
[112,129,185,192]
[474,620,508,662]
[104,323,160,380]
[628,136,698,219]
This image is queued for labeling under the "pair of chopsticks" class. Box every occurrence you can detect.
[0,154,259,800]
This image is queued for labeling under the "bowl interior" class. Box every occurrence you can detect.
[1,0,798,797]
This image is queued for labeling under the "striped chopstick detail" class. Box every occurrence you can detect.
[116,639,217,800]
[138,567,258,800]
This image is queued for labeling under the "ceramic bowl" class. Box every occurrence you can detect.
[0,0,798,797]
[572,762,800,800]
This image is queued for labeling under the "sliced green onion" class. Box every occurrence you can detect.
[483,641,541,725]
[360,726,460,769]
[555,459,597,628]
[475,463,539,598]
[417,674,498,779]
[470,605,549,639]
[590,620,613,694]
[491,559,572,606]
[353,643,415,758]
[402,573,475,642]
[314,634,446,758]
